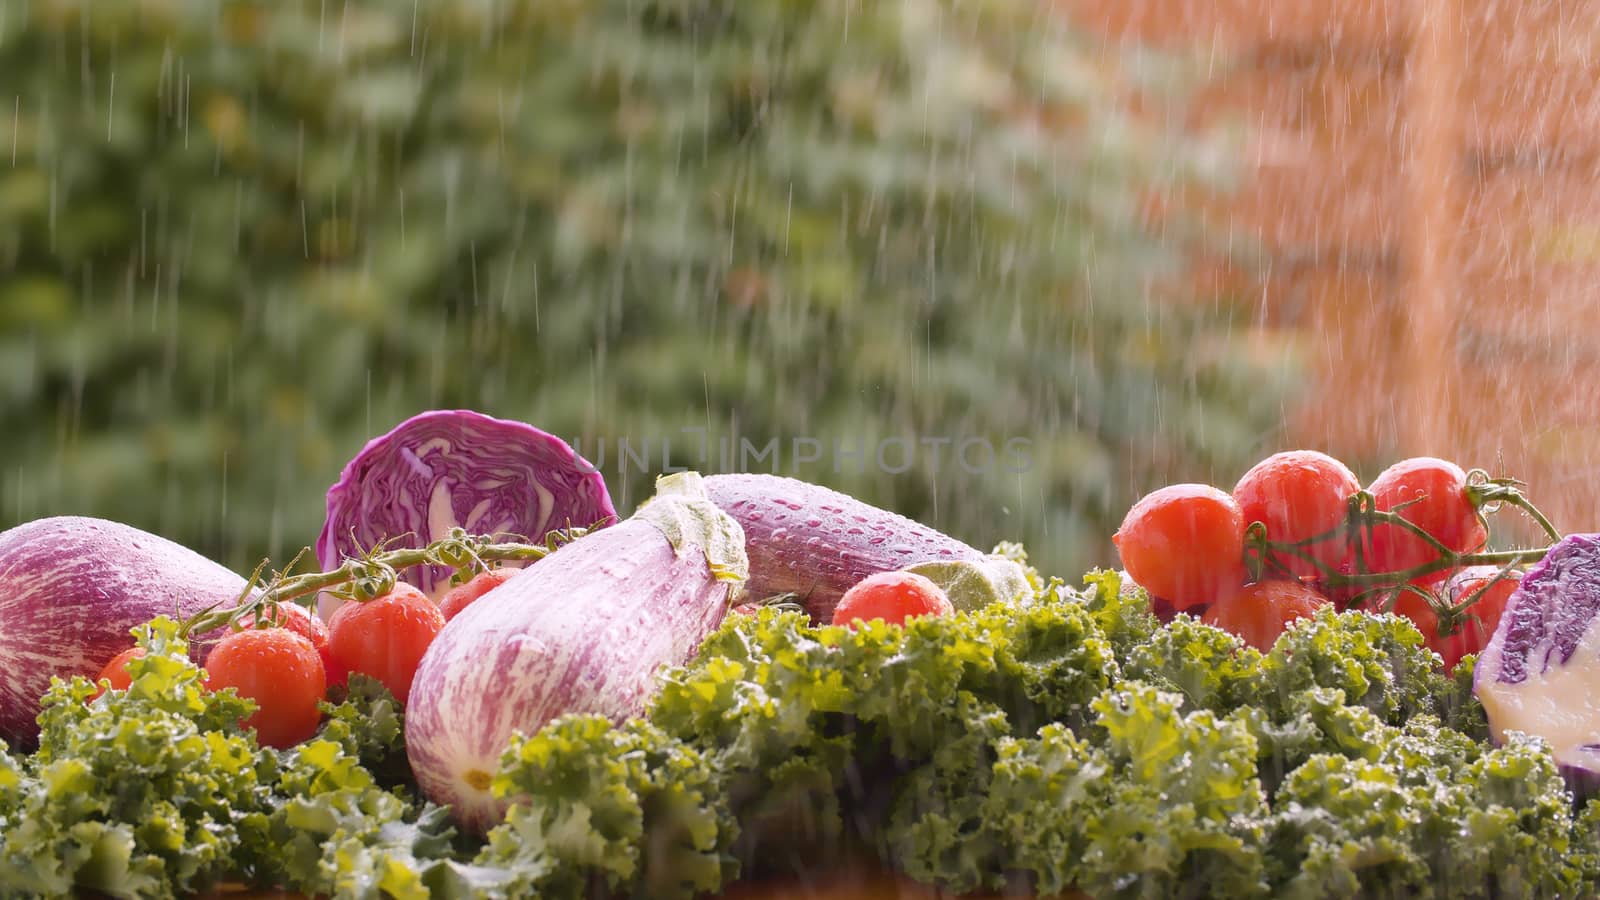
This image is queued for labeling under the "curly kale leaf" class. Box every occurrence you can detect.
[666,591,1115,763]
[0,742,20,819]
[477,715,737,900]
[1233,687,1393,797]
[1267,728,1581,899]
[251,736,504,900]
[850,591,1115,754]
[1078,682,1271,900]
[973,585,1120,733]
[937,683,1272,900]
[1439,653,1489,742]
[982,723,1112,897]
[1573,795,1600,896]
[1123,614,1263,713]
[1450,735,1584,898]
[651,592,1118,877]
[1260,607,1448,725]
[318,674,413,792]
[1079,569,1159,658]
[883,695,1015,894]
[0,617,270,900]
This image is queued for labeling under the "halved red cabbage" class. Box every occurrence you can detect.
[1475,533,1600,788]
[315,410,615,612]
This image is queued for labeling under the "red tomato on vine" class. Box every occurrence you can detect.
[326,584,445,705]
[832,571,953,628]
[1364,457,1487,574]
[205,628,327,748]
[1394,566,1521,671]
[1114,484,1248,610]
[1201,579,1331,651]
[238,602,342,685]
[1233,450,1361,578]
[439,569,517,621]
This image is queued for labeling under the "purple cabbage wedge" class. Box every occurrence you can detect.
[0,516,247,747]
[316,410,615,617]
[1475,533,1600,791]
[703,473,1029,622]
[405,471,747,832]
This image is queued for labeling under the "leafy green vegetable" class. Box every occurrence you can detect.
[0,556,1589,899]
[249,739,504,900]
[1266,728,1581,899]
[0,618,267,899]
[884,696,1014,893]
[1235,687,1389,795]
[638,577,1587,898]
[1260,607,1450,725]
[1078,683,1271,899]
[1080,569,1161,658]
[0,617,494,900]
[1440,653,1490,742]
[1123,614,1263,712]
[1573,796,1600,896]
[477,716,737,900]
[318,674,413,792]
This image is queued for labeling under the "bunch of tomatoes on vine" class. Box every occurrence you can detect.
[1114,451,1561,670]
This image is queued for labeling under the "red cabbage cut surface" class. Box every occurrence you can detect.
[316,410,615,607]
[1475,533,1600,785]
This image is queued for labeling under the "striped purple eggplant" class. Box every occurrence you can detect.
[405,472,747,832]
[703,473,1027,622]
[0,516,247,747]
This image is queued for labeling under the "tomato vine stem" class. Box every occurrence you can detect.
[1240,477,1562,635]
[181,526,589,638]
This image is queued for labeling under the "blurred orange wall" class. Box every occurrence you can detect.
[1062,0,1600,536]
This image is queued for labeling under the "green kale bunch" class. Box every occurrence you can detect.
[476,717,737,900]
[0,566,1588,900]
[0,619,487,900]
[0,618,269,898]
[493,572,1591,899]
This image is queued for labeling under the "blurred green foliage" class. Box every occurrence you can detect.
[0,0,1295,576]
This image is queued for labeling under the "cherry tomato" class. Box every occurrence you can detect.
[438,569,517,621]
[238,602,343,686]
[326,583,445,705]
[90,647,146,701]
[205,628,327,748]
[1365,457,1487,574]
[1233,450,1361,578]
[1201,579,1331,651]
[1394,566,1521,671]
[1114,484,1248,610]
[832,571,953,628]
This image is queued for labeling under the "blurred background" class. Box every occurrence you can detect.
[0,0,1576,580]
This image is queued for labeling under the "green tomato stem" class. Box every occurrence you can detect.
[1242,478,1559,639]
[181,527,583,637]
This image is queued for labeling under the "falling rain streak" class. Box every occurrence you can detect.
[10,0,1563,582]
